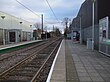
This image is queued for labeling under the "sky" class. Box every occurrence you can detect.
[0,0,85,31]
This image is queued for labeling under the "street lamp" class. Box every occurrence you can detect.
[92,0,96,50]
[1,15,6,45]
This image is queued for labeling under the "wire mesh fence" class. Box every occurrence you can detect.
[82,24,99,50]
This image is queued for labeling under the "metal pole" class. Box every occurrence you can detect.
[46,27,47,40]
[80,16,82,44]
[71,30,73,41]
[41,14,43,39]
[92,0,95,50]
[41,14,43,34]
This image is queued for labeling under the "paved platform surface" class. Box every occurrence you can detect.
[50,40,110,82]
[0,40,41,50]
[50,40,66,82]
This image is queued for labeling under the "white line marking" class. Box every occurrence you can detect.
[46,40,63,82]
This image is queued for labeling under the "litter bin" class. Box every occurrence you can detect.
[87,38,93,49]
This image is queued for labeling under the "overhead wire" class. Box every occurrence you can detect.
[45,0,61,23]
[15,0,61,25]
[15,0,41,18]
[15,0,50,24]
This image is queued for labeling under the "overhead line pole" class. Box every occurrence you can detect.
[41,14,44,36]
[92,0,95,50]
[79,16,82,44]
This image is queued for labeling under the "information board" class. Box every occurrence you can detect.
[99,16,110,56]
[99,16,109,42]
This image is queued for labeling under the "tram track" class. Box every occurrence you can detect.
[0,41,44,62]
[0,41,47,73]
[0,38,62,82]
[0,38,57,73]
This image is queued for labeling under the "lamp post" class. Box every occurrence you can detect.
[92,0,95,50]
[1,16,6,45]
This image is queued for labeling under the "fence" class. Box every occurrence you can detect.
[82,24,99,50]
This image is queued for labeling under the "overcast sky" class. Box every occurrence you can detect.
[0,0,85,31]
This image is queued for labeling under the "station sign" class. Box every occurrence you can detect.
[99,16,109,42]
[99,16,110,56]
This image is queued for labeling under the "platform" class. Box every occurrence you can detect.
[47,40,110,82]
[0,40,42,50]
[0,40,42,54]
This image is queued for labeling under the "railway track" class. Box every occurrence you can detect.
[0,38,62,82]
[0,38,57,62]
[0,41,47,73]
[0,41,44,62]
[0,38,57,73]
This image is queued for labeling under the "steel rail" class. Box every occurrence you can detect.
[0,41,46,62]
[30,40,61,82]
[0,39,59,79]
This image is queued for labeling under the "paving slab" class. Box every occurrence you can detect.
[66,40,110,82]
[49,40,110,82]
[65,40,79,82]
[50,40,66,82]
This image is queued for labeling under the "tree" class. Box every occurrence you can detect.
[34,23,41,29]
[62,17,70,28]
[62,17,71,38]
[54,27,61,37]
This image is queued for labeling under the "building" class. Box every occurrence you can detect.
[33,28,42,40]
[71,0,110,50]
[0,11,33,45]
